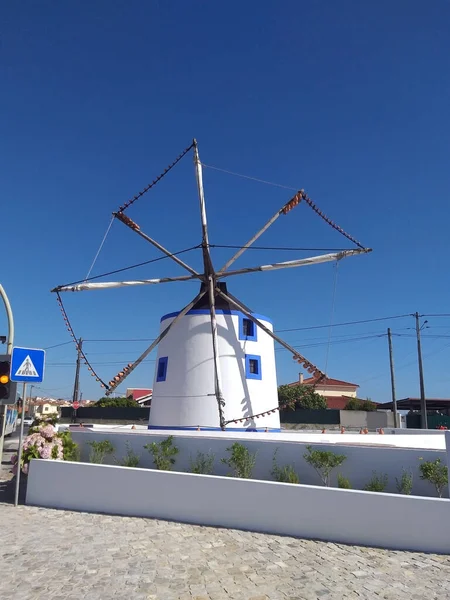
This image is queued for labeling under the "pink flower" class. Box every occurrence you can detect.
[40,425,55,440]
[39,444,52,459]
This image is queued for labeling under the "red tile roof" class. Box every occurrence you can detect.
[302,376,359,388]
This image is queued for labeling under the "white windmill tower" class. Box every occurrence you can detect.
[53,140,371,431]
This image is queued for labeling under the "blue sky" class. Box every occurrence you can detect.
[2,1,450,403]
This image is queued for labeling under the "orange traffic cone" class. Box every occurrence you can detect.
[364,428,369,434]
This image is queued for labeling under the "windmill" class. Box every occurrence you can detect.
[52,140,371,431]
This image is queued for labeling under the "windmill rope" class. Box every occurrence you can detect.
[202,161,367,250]
[58,244,201,288]
[55,292,110,391]
[118,141,194,212]
[324,261,339,376]
[84,217,114,282]
[201,162,297,191]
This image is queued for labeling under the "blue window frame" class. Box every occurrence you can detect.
[156,356,168,382]
[239,315,257,342]
[245,354,262,380]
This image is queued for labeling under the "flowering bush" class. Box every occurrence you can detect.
[12,415,78,476]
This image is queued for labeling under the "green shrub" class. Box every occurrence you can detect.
[144,436,179,471]
[88,439,115,464]
[95,397,137,408]
[395,468,413,495]
[337,473,351,489]
[271,449,299,484]
[303,445,346,486]
[58,429,80,462]
[364,471,388,492]
[190,451,215,475]
[344,397,377,411]
[419,458,448,498]
[115,441,140,468]
[221,442,257,479]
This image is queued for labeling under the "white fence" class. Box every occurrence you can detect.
[70,429,448,497]
[26,459,450,554]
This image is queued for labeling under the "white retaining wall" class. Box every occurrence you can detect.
[26,459,450,554]
[70,429,448,497]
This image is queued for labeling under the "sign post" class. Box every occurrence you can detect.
[11,347,45,507]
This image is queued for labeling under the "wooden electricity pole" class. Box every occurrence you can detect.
[72,338,82,403]
[387,328,399,428]
[414,313,428,429]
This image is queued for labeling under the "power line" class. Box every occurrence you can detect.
[275,314,411,333]
[275,333,386,351]
[44,341,74,350]
[84,338,156,343]
[47,359,156,366]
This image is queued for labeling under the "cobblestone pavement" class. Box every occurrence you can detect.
[1,506,449,600]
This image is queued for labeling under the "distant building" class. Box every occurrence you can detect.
[126,388,153,405]
[286,373,359,409]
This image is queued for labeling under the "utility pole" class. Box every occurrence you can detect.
[72,339,82,422]
[72,338,82,403]
[414,313,428,429]
[387,328,399,428]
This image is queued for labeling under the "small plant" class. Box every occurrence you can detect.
[364,471,388,492]
[337,473,351,489]
[419,458,448,498]
[88,439,115,464]
[271,449,299,483]
[395,468,413,495]
[144,435,179,471]
[59,429,80,462]
[190,450,215,474]
[115,441,140,468]
[221,442,257,479]
[303,445,346,486]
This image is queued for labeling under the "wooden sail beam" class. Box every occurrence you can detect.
[218,249,371,279]
[217,193,303,274]
[105,290,207,395]
[114,211,201,278]
[52,273,198,293]
[215,287,326,380]
[193,140,226,428]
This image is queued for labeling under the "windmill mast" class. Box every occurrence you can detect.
[193,139,226,429]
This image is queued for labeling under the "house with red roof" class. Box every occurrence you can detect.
[126,388,153,405]
[286,373,359,409]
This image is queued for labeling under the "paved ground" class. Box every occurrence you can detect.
[0,503,449,600]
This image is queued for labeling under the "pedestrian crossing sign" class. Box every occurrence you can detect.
[11,347,45,383]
